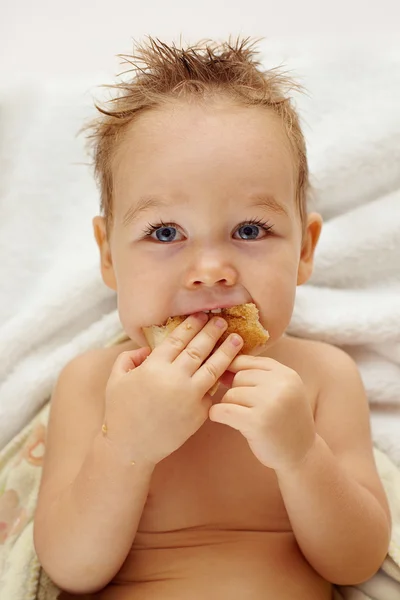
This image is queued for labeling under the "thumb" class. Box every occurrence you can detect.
[111,346,152,378]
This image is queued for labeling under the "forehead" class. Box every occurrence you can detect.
[112,101,296,212]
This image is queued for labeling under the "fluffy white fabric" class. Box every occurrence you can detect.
[0,37,399,461]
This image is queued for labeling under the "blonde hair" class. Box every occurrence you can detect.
[82,37,309,237]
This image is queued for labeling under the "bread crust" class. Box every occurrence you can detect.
[142,303,270,396]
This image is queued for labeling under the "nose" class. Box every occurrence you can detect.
[184,248,238,288]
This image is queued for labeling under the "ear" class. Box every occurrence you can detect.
[297,212,323,286]
[93,216,117,291]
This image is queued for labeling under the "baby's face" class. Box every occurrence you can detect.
[95,100,320,349]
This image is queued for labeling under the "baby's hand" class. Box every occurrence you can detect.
[103,313,243,466]
[209,355,316,472]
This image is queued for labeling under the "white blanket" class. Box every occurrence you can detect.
[0,38,399,462]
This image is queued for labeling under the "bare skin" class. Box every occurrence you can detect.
[34,100,391,599]
[54,334,333,600]
[38,331,388,600]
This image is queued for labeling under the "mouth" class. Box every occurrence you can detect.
[182,300,255,318]
[189,301,252,316]
[164,298,256,322]
[195,305,233,315]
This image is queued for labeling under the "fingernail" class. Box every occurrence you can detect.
[231,334,242,346]
[215,318,227,328]
[193,312,207,320]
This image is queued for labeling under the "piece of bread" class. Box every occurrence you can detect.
[142,302,270,396]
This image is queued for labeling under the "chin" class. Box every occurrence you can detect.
[116,316,147,348]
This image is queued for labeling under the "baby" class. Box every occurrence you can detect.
[33,38,391,600]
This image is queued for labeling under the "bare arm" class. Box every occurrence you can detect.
[35,313,242,594]
[277,433,390,585]
[276,347,391,586]
[34,350,155,594]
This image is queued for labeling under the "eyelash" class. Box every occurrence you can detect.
[141,218,274,241]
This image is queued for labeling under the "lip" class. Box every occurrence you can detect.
[192,302,242,313]
[171,299,254,318]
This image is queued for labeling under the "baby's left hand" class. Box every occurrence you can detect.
[209,355,317,472]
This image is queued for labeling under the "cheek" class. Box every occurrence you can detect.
[258,284,296,340]
[255,249,299,338]
[112,252,176,346]
[263,290,296,340]
[116,295,152,347]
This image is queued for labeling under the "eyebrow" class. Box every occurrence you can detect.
[122,193,289,227]
[122,196,170,227]
[249,194,289,217]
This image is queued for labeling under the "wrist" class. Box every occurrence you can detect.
[94,431,157,475]
[276,433,320,478]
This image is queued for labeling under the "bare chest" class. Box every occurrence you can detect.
[137,345,320,536]
[138,419,291,534]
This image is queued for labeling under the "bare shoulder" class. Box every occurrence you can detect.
[273,333,368,428]
[268,335,355,408]
[65,338,140,390]
[272,333,352,371]
[36,339,139,509]
[45,337,140,443]
[281,335,366,403]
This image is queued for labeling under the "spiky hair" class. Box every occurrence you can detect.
[82,37,309,236]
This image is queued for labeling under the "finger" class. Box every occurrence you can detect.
[110,347,152,379]
[173,316,235,377]
[218,369,235,388]
[209,402,252,434]
[152,312,210,362]
[230,369,264,388]
[218,367,261,389]
[191,332,244,390]
[221,386,256,408]
[227,354,279,374]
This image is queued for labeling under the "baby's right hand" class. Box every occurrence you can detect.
[103,312,243,466]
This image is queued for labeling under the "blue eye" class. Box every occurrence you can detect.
[141,218,273,243]
[146,223,179,242]
[235,221,272,240]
